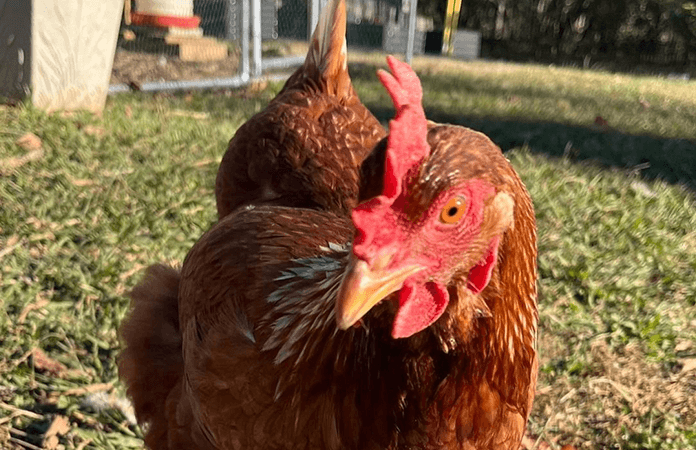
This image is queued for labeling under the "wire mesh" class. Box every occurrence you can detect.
[111,0,242,90]
[109,0,423,92]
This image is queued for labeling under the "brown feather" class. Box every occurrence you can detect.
[117,265,191,448]
[215,0,385,219]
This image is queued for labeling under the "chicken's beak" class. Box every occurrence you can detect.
[335,255,424,329]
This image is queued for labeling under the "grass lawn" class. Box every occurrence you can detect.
[1,54,695,449]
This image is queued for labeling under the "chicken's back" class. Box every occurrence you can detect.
[215,0,385,218]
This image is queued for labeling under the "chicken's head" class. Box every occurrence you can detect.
[336,56,517,339]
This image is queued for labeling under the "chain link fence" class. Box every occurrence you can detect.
[109,0,424,93]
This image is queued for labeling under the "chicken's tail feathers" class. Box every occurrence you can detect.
[305,0,352,97]
[118,264,183,447]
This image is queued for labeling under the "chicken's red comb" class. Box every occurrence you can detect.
[351,57,429,258]
[376,55,429,201]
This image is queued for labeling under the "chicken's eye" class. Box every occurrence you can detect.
[440,196,466,224]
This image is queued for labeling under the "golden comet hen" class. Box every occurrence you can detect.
[119,55,538,450]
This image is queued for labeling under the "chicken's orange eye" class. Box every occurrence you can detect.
[440,197,466,224]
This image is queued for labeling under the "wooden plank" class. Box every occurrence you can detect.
[124,0,131,25]
[176,38,228,62]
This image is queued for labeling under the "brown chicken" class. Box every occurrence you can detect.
[214,0,385,219]
[119,56,538,449]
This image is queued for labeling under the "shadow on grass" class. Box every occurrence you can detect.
[365,104,696,192]
[154,62,696,192]
[343,61,696,191]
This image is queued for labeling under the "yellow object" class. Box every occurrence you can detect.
[442,0,463,55]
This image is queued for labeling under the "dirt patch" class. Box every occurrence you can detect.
[532,340,696,448]
[110,49,241,86]
[109,39,311,87]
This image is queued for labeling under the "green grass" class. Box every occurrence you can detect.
[349,53,696,190]
[1,57,695,449]
[350,53,696,140]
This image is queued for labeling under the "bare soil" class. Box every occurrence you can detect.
[109,39,311,87]
[110,49,241,86]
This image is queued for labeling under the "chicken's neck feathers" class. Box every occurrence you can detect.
[260,231,537,433]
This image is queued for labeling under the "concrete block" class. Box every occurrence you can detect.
[0,0,123,112]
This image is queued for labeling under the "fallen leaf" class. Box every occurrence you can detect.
[168,109,209,120]
[521,434,551,450]
[26,217,45,229]
[71,410,98,426]
[119,263,145,282]
[69,177,95,187]
[535,384,553,395]
[0,235,22,260]
[675,340,693,353]
[520,435,535,449]
[124,106,133,118]
[246,80,268,94]
[62,382,113,396]
[58,368,93,380]
[18,295,51,323]
[29,231,56,242]
[75,438,93,450]
[194,158,219,167]
[31,348,67,376]
[82,125,106,137]
[4,234,19,246]
[592,115,614,132]
[42,415,71,449]
[15,132,42,151]
[1,135,44,174]
[680,358,696,373]
[28,244,47,259]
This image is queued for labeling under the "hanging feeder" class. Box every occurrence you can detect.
[131,0,201,28]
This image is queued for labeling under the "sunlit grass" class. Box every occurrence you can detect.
[350,52,696,141]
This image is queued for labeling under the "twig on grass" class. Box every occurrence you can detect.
[589,377,633,404]
[0,238,24,260]
[62,382,113,396]
[9,436,43,450]
[0,402,44,421]
[75,438,93,450]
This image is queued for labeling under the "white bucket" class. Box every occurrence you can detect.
[135,0,194,17]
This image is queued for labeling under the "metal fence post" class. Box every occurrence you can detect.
[240,0,250,81]
[251,0,262,78]
[405,0,418,63]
